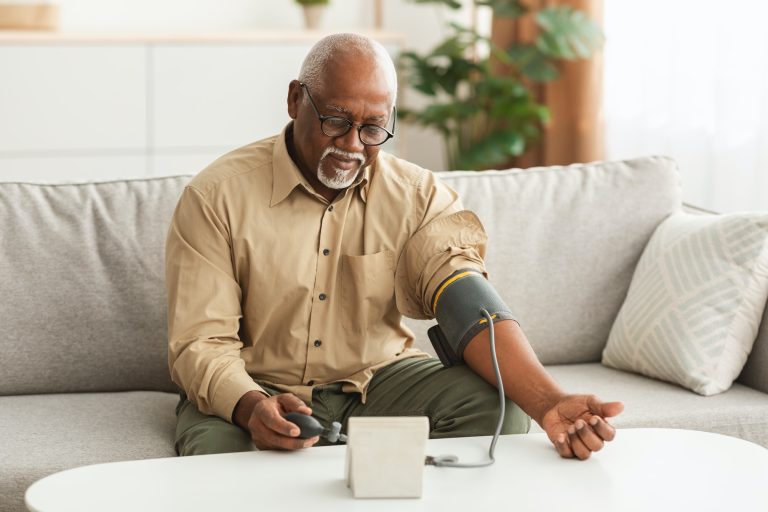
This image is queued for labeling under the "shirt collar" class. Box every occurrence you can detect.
[270,123,306,207]
[271,123,372,207]
[359,163,372,203]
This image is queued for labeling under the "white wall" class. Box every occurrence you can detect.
[56,0,368,32]
[26,0,480,173]
[603,0,768,212]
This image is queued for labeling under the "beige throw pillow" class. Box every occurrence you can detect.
[602,212,768,395]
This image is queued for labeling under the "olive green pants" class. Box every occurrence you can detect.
[175,357,531,456]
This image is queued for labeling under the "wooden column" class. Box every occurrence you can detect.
[491,0,604,168]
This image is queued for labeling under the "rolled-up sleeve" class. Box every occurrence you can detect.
[165,186,264,422]
[395,176,488,320]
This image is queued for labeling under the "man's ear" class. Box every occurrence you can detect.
[287,80,302,120]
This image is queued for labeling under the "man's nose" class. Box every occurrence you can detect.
[337,126,366,154]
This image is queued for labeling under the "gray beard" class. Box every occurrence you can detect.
[317,147,365,189]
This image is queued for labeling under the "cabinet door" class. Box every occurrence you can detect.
[0,45,146,152]
[151,44,309,150]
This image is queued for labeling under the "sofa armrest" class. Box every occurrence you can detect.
[738,296,768,394]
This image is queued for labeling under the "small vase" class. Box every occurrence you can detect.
[302,5,325,30]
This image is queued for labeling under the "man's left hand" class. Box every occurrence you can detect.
[541,394,624,460]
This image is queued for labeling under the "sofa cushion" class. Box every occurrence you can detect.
[603,212,768,396]
[532,363,768,448]
[0,391,178,512]
[433,156,682,364]
[0,177,191,395]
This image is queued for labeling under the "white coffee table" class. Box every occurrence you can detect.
[25,428,768,512]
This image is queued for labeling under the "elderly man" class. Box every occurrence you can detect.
[166,33,623,460]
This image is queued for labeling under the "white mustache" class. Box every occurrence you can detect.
[321,146,365,165]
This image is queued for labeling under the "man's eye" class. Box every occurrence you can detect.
[325,117,350,129]
[362,125,383,137]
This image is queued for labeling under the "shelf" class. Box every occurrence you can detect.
[0,30,404,44]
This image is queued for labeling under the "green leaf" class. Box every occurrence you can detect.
[415,102,475,129]
[535,5,604,60]
[474,75,528,100]
[408,0,463,9]
[498,101,549,123]
[507,44,559,82]
[398,53,440,96]
[430,35,471,59]
[399,1,591,170]
[397,107,415,121]
[476,0,527,18]
[457,130,526,169]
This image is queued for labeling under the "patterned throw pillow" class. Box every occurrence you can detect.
[602,212,768,395]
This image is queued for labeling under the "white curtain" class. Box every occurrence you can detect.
[603,0,768,212]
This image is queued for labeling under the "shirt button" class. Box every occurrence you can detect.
[314,339,322,347]
[307,380,315,386]
[322,248,330,256]
[328,205,334,212]
[319,293,327,301]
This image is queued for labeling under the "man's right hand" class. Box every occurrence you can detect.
[233,390,320,450]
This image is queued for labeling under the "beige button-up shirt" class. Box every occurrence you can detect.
[165,124,488,422]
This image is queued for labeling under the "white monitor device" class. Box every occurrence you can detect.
[345,416,429,498]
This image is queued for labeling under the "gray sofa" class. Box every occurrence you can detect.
[2,156,767,512]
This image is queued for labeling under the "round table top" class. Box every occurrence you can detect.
[25,428,768,512]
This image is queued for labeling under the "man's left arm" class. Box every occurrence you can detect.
[396,173,623,460]
[462,318,624,460]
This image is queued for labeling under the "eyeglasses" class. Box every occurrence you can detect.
[299,82,396,147]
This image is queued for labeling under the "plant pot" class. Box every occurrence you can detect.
[0,3,59,30]
[302,5,325,30]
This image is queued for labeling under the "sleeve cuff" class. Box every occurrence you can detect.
[211,372,268,424]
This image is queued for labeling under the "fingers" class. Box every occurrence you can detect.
[567,422,592,460]
[262,405,301,437]
[587,395,625,419]
[548,394,622,461]
[589,415,617,442]
[247,394,318,450]
[254,431,318,451]
[276,393,313,416]
[554,433,574,458]
[555,417,616,461]
[575,419,604,453]
[600,401,625,419]
[584,395,620,442]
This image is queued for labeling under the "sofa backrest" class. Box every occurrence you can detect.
[0,156,689,394]
[404,156,683,364]
[0,177,190,395]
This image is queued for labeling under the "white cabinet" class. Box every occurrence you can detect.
[152,44,310,149]
[0,45,146,153]
[0,32,402,182]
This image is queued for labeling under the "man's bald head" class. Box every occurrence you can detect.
[298,33,398,107]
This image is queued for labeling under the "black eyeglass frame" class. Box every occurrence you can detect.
[299,82,396,147]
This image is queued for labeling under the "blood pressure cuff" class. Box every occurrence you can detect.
[428,270,516,367]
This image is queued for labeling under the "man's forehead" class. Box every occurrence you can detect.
[322,52,393,89]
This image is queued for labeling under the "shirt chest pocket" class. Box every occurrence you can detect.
[341,250,396,334]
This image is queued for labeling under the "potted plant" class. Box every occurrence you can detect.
[295,0,330,30]
[399,0,603,170]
